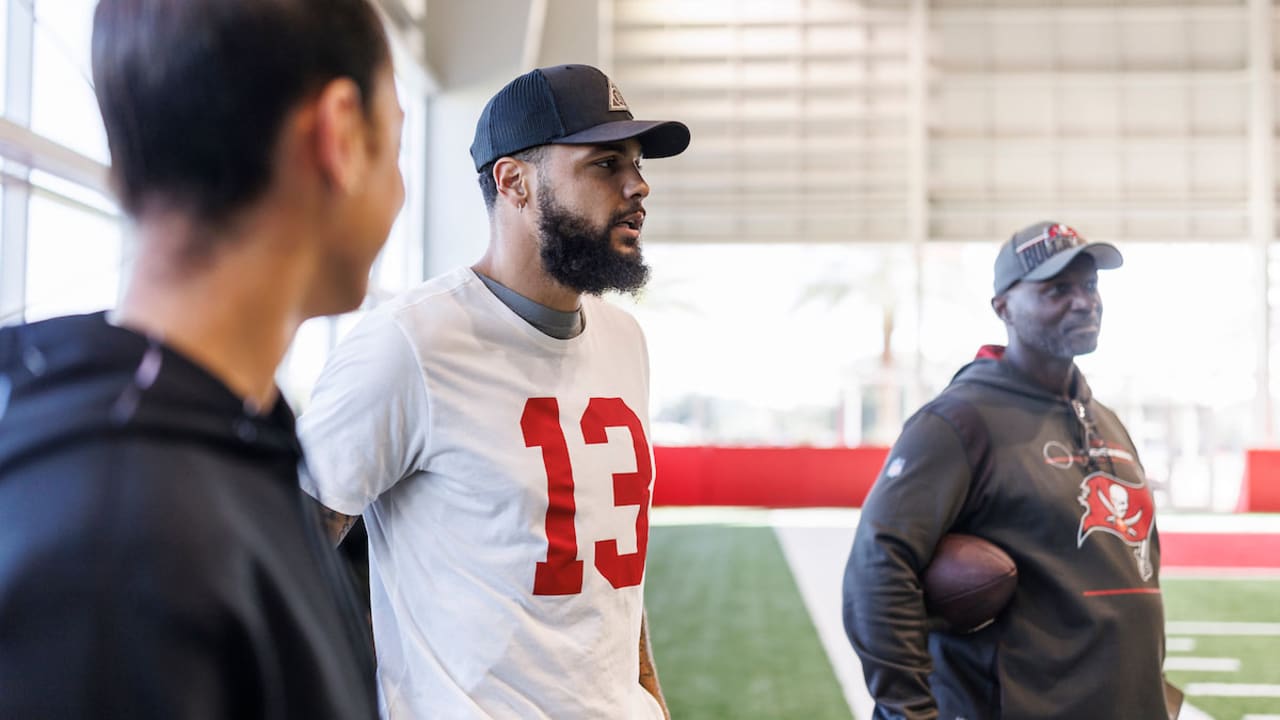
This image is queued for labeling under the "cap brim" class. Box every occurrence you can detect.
[1023,242,1124,282]
[554,119,691,158]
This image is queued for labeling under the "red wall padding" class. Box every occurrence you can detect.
[653,446,891,508]
[1161,532,1280,569]
[1238,450,1280,512]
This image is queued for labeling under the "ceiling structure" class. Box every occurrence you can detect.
[604,0,1267,245]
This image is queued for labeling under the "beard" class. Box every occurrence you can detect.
[1029,329,1099,359]
[1013,312,1101,360]
[536,190,650,296]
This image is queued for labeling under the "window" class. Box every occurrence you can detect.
[0,0,119,325]
[0,0,433,419]
[30,0,107,163]
[621,239,1257,511]
[0,1,9,117]
[614,243,916,447]
[23,187,121,321]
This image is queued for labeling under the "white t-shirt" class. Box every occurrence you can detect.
[299,268,663,720]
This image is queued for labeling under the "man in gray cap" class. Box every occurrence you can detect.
[842,222,1172,719]
[298,65,688,718]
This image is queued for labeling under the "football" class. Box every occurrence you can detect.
[921,534,1018,633]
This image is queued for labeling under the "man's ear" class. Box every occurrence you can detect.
[991,293,1009,323]
[493,156,531,210]
[312,77,368,194]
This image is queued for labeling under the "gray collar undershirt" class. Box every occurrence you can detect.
[477,273,584,340]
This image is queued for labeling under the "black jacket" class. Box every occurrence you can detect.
[843,349,1165,720]
[0,313,377,719]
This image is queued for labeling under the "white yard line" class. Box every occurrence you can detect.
[1164,657,1241,672]
[1167,621,1280,636]
[1167,637,1197,652]
[771,517,873,720]
[769,507,862,528]
[1180,705,1216,720]
[1188,684,1280,698]
[649,506,773,527]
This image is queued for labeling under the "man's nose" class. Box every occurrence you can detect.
[626,171,650,200]
[1070,289,1099,312]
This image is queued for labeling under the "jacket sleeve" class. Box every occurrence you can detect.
[0,534,245,719]
[842,409,975,720]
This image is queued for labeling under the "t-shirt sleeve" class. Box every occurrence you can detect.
[841,409,974,720]
[298,309,430,515]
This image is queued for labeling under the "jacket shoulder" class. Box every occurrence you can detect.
[909,387,994,477]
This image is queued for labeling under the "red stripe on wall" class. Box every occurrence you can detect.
[649,446,1280,572]
[1160,532,1280,569]
[652,446,890,508]
[654,445,1280,513]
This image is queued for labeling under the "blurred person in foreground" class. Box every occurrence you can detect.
[0,1,405,716]
[843,222,1173,719]
[299,64,688,718]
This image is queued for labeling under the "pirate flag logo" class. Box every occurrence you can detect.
[1077,472,1155,581]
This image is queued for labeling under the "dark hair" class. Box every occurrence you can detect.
[92,0,391,225]
[478,145,547,211]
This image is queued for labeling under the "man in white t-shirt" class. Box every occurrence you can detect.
[299,64,690,719]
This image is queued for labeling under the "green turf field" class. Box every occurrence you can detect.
[1163,577,1280,720]
[646,520,1280,720]
[645,523,853,720]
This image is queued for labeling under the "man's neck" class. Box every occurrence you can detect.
[1002,342,1076,397]
[116,214,313,410]
[473,224,580,313]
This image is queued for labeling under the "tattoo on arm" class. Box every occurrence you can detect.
[639,610,670,719]
[309,495,358,546]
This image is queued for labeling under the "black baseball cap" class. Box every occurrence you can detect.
[469,64,690,172]
[993,221,1123,295]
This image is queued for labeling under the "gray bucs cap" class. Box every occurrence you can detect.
[993,221,1123,295]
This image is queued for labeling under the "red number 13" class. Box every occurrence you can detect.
[521,397,652,596]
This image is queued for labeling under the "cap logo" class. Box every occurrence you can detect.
[608,80,629,112]
[1016,223,1085,269]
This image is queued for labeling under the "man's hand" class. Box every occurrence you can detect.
[639,610,670,719]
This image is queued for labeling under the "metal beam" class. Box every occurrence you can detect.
[906,0,929,414]
[521,0,548,71]
[1249,0,1274,442]
[0,118,110,197]
[0,0,34,325]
